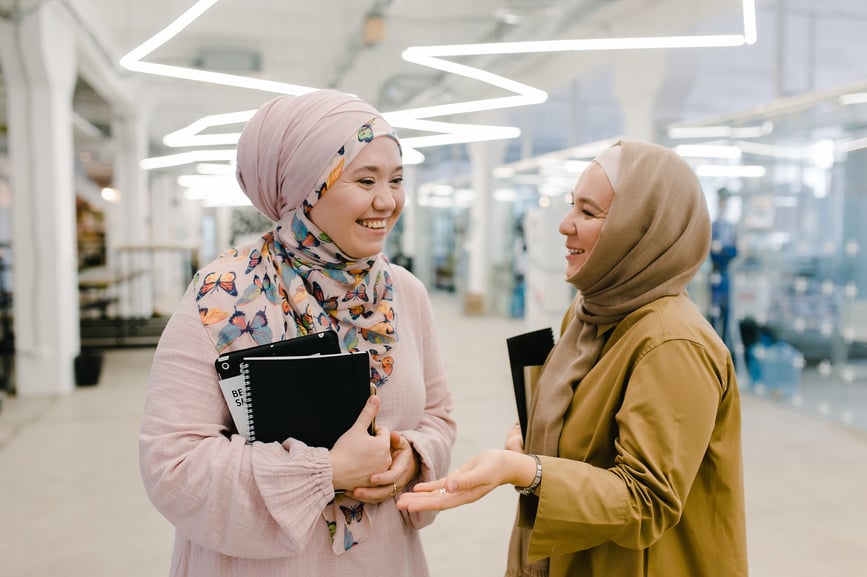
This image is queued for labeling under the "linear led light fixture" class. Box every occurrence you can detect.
[394,118,521,148]
[837,136,867,153]
[140,149,237,170]
[122,0,756,168]
[196,162,235,175]
[119,0,317,96]
[162,110,256,147]
[162,109,516,151]
[675,144,742,159]
[668,121,773,139]
[695,164,766,178]
[839,92,867,106]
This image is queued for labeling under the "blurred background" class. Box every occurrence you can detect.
[0,1,866,574]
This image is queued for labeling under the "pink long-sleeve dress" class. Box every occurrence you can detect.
[139,265,456,576]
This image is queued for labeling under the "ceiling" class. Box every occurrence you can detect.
[1,0,866,187]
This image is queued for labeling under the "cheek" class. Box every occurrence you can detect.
[394,193,406,216]
[587,223,606,249]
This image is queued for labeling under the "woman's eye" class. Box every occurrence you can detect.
[391,177,404,186]
[359,178,375,186]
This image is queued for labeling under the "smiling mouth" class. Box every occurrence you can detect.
[567,248,585,255]
[359,219,387,230]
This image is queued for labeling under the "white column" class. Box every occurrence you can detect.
[0,4,79,395]
[112,113,154,318]
[613,51,669,141]
[463,141,499,314]
[149,172,190,315]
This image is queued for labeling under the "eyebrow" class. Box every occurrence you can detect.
[349,164,403,174]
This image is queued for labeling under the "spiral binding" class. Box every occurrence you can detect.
[241,361,256,441]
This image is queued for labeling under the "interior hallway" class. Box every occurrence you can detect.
[1,291,866,577]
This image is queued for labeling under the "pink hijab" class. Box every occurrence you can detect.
[236,89,393,221]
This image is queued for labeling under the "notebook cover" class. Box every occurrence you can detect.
[215,330,340,380]
[242,350,371,448]
[215,331,341,439]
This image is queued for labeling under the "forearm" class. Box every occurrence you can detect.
[140,295,335,557]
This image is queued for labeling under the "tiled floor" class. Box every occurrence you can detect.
[1,291,866,576]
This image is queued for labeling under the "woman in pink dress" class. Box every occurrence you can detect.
[140,89,456,576]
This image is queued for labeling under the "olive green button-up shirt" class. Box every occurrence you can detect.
[527,294,748,576]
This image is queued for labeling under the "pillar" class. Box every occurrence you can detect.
[613,50,669,141]
[463,139,508,315]
[112,112,154,318]
[0,3,79,395]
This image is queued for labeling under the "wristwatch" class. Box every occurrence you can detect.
[515,454,542,496]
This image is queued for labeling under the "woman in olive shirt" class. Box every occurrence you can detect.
[398,140,747,577]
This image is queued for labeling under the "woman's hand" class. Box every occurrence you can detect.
[351,431,420,503]
[396,449,537,513]
[330,396,392,492]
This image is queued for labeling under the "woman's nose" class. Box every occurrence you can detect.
[372,186,397,211]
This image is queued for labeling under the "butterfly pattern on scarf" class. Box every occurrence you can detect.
[215,308,272,350]
[196,271,238,301]
[236,273,280,306]
[340,502,365,524]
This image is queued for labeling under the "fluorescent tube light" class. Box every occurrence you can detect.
[668,122,773,139]
[675,145,742,159]
[695,165,766,178]
[140,149,237,170]
[196,163,235,175]
[162,110,255,148]
[122,0,757,167]
[839,92,867,106]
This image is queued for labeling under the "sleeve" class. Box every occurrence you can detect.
[395,274,458,530]
[527,340,723,560]
[138,284,337,559]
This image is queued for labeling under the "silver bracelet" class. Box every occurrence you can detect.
[515,454,542,496]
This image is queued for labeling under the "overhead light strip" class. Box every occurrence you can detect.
[125,0,756,169]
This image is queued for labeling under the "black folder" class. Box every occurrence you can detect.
[215,330,340,381]
[506,328,555,439]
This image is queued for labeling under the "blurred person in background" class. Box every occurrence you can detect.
[399,140,747,577]
[709,187,739,356]
[140,89,456,577]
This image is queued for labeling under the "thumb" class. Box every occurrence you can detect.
[353,395,380,432]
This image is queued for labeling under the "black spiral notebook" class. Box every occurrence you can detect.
[215,331,340,440]
[241,350,372,447]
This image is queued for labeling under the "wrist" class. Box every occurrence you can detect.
[513,453,542,496]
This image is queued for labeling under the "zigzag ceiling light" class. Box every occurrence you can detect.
[122,0,757,169]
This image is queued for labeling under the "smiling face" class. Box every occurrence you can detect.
[309,136,405,259]
[558,161,615,279]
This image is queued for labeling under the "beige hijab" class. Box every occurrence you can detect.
[507,140,711,576]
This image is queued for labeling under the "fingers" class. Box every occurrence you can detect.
[389,430,402,450]
[353,395,380,434]
[395,482,464,512]
[412,472,463,494]
[348,481,400,504]
[504,425,525,453]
